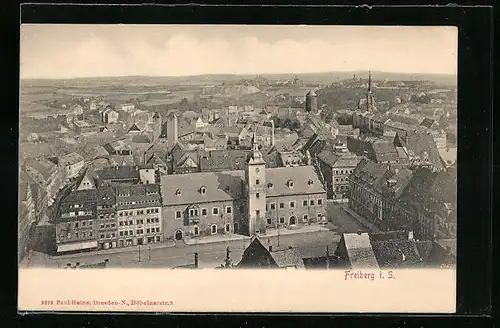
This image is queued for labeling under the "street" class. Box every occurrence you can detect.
[24,203,366,269]
[26,231,338,269]
[327,201,367,234]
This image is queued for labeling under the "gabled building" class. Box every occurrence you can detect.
[59,152,85,180]
[335,231,435,269]
[160,142,327,241]
[237,237,305,269]
[348,159,414,232]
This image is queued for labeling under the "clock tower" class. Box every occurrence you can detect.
[245,133,267,236]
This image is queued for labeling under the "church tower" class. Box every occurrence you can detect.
[366,71,376,112]
[245,133,267,236]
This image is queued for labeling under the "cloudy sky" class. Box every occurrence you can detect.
[20,24,457,79]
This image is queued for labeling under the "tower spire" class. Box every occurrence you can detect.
[368,71,372,93]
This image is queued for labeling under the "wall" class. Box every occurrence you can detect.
[265,193,327,228]
[162,200,243,239]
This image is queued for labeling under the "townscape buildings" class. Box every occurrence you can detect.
[19,71,456,270]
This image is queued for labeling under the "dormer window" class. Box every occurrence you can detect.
[267,182,274,189]
[287,180,294,188]
[200,187,207,195]
[224,186,230,192]
[175,189,182,196]
[308,179,314,185]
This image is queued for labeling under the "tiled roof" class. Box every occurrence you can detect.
[96,186,116,206]
[396,131,444,169]
[370,239,424,268]
[343,233,380,269]
[161,170,244,206]
[351,159,388,187]
[420,118,438,129]
[60,152,85,166]
[199,150,248,172]
[115,184,161,210]
[95,166,140,181]
[24,158,58,181]
[161,165,325,206]
[270,248,305,268]
[131,134,152,144]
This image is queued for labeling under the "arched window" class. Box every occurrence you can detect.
[287,180,294,188]
[267,182,274,189]
[200,186,207,195]
[175,189,182,196]
[211,224,217,234]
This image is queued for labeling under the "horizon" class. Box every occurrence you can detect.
[20,69,457,82]
[20,25,458,79]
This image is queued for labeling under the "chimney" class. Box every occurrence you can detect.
[408,231,414,240]
[194,253,199,268]
[268,245,273,252]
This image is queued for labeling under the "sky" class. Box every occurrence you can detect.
[20,24,458,79]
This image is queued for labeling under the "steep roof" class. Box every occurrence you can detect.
[396,130,444,169]
[343,232,380,269]
[95,166,140,181]
[60,152,85,166]
[199,150,248,172]
[24,158,58,181]
[161,165,325,206]
[269,248,305,268]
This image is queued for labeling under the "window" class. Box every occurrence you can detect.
[89,232,93,237]
[213,207,219,215]
[279,203,284,209]
[129,220,133,225]
[175,189,182,196]
[211,225,217,234]
[124,231,128,236]
[225,224,230,232]
[75,222,79,228]
[202,208,207,216]
[308,179,314,185]
[156,236,161,242]
[194,226,199,236]
[317,199,323,205]
[200,187,206,195]
[270,203,276,210]
[111,223,115,228]
[120,232,124,236]
[155,218,159,223]
[268,182,274,189]
[256,210,260,217]
[256,179,260,185]
[226,206,232,214]
[279,217,285,224]
[82,221,86,226]
[100,234,105,238]
[267,218,272,225]
[310,200,315,206]
[100,224,105,228]
[287,180,294,188]
[146,229,150,234]
[119,212,123,216]
[290,201,295,208]
[111,233,115,238]
[303,214,309,222]
[256,193,260,199]
[303,200,308,207]
[88,220,92,225]
[105,233,110,238]
[176,211,182,218]
[75,233,79,238]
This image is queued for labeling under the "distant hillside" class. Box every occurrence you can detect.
[21,71,457,88]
